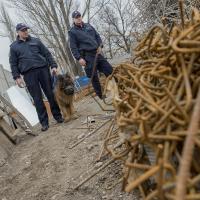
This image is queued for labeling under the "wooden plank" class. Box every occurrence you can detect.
[0,118,17,144]
[0,95,33,131]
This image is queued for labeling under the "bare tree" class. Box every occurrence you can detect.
[82,0,110,23]
[1,0,110,75]
[134,0,200,30]
[96,0,200,58]
[0,3,15,42]
[2,0,199,67]
[1,0,83,76]
[93,0,137,58]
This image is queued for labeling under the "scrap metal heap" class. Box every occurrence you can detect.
[104,5,200,200]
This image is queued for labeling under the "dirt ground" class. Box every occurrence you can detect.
[0,96,140,200]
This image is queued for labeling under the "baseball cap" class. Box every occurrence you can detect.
[16,23,30,31]
[72,11,81,18]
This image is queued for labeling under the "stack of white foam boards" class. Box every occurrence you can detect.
[6,86,39,127]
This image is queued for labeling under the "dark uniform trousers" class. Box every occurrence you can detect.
[84,54,113,98]
[23,67,62,126]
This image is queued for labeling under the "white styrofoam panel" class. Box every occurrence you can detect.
[6,86,39,126]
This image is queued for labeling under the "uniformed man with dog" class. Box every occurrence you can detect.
[68,11,113,100]
[9,23,64,131]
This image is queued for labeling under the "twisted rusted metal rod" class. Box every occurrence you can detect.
[176,87,200,200]
[103,7,200,198]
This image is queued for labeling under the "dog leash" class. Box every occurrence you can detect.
[51,73,58,92]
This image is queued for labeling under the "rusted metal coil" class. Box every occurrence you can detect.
[103,5,200,200]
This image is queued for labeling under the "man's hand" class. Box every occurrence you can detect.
[15,77,25,88]
[78,58,86,67]
[51,67,57,75]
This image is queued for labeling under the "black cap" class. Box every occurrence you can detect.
[72,11,81,18]
[16,23,30,31]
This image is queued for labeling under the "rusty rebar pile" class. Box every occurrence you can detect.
[104,5,200,200]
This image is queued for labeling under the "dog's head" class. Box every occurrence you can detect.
[56,73,74,95]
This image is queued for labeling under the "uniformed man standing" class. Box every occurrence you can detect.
[68,11,113,99]
[9,23,64,131]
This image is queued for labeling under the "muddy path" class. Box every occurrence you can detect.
[0,97,140,200]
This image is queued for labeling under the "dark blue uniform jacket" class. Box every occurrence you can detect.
[9,35,57,80]
[68,23,103,60]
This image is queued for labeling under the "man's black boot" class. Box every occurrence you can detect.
[57,118,64,123]
[98,94,106,100]
[41,124,49,131]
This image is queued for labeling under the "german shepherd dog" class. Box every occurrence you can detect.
[54,73,77,122]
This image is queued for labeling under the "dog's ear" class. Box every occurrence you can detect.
[65,72,74,82]
[57,74,64,82]
[65,72,71,78]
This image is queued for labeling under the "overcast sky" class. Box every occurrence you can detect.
[0,37,10,71]
[0,0,16,71]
